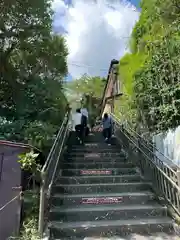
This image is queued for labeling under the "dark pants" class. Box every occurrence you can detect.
[85,126,89,136]
[75,124,85,144]
[103,127,112,140]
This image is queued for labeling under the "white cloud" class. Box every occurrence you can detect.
[52,0,139,79]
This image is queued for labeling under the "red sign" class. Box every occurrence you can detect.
[80,170,112,175]
[82,197,123,204]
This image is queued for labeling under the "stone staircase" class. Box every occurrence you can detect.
[48,133,177,239]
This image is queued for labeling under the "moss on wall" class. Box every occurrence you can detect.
[114,53,147,127]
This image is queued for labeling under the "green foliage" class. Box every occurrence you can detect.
[1,2,69,239]
[18,151,40,172]
[119,53,147,96]
[67,74,106,124]
[115,53,147,127]
[19,217,40,240]
[18,150,40,189]
[10,217,40,240]
[134,34,180,132]
[67,74,106,100]
[0,0,68,150]
[117,0,180,133]
[10,190,40,240]
[20,191,40,240]
[0,118,26,141]
[24,121,58,151]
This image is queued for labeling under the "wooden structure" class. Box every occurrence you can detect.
[100,59,123,117]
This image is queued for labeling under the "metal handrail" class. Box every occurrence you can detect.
[0,153,4,182]
[41,112,69,172]
[111,114,178,179]
[38,111,70,236]
[110,113,179,169]
[111,115,180,216]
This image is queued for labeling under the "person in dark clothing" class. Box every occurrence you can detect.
[73,108,84,144]
[81,108,89,137]
[102,113,113,143]
[80,114,87,144]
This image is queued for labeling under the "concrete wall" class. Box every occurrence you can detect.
[153,127,180,167]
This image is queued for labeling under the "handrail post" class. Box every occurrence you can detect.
[0,153,4,182]
[38,171,46,238]
[137,136,144,174]
[177,170,180,186]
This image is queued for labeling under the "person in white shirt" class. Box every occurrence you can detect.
[73,108,83,144]
[81,108,88,119]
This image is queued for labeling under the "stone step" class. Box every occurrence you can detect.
[71,144,120,149]
[85,133,106,140]
[56,174,141,184]
[73,143,105,147]
[62,162,134,169]
[51,191,156,207]
[49,217,173,238]
[49,204,167,222]
[52,191,155,206]
[84,138,118,145]
[52,182,151,195]
[69,148,122,153]
[64,156,127,162]
[51,235,180,240]
[67,152,126,158]
[61,168,138,176]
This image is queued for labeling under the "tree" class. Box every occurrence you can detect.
[67,74,106,99]
[0,0,69,150]
[117,0,180,134]
[66,74,106,124]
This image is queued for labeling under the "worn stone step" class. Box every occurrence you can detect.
[64,156,128,163]
[49,217,173,238]
[62,162,134,169]
[51,235,180,240]
[69,148,122,153]
[67,152,126,158]
[71,144,120,149]
[51,191,156,207]
[52,182,151,194]
[56,174,141,184]
[50,204,167,222]
[61,168,137,176]
[73,142,116,146]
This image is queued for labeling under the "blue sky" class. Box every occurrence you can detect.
[52,0,140,80]
[129,0,140,7]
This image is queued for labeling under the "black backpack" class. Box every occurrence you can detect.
[81,115,87,126]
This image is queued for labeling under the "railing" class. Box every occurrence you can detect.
[38,111,70,236]
[0,153,4,182]
[110,114,180,217]
[114,115,179,168]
